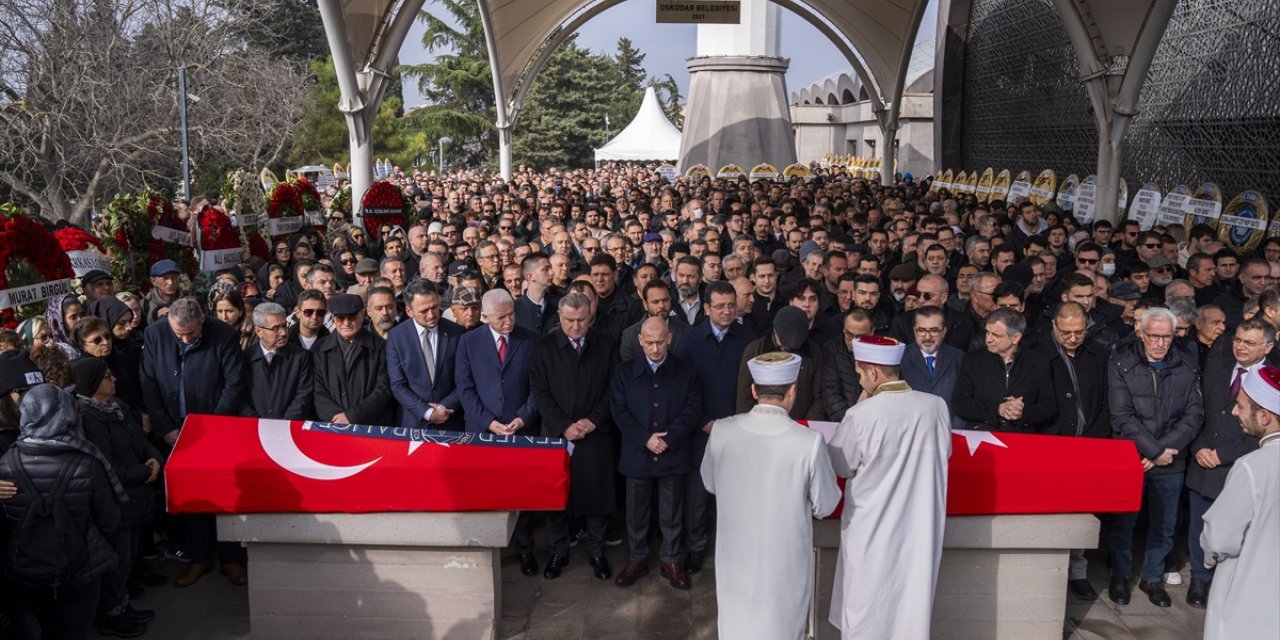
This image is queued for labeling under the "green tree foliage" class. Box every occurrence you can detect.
[650,73,685,128]
[222,0,328,63]
[286,58,414,169]
[400,0,497,169]
[513,35,619,170]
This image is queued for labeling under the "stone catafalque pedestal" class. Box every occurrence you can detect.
[218,511,516,640]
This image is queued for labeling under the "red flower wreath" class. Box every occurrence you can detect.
[267,182,304,219]
[197,206,241,251]
[0,207,75,327]
[54,226,106,254]
[360,180,410,231]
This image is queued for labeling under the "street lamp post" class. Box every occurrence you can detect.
[178,66,191,202]
[438,136,452,175]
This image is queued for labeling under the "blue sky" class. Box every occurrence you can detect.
[398,0,938,109]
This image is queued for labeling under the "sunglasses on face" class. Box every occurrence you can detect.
[339,258,356,265]
[301,308,326,317]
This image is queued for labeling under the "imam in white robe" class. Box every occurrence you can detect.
[828,381,951,640]
[701,403,841,640]
[1200,433,1279,640]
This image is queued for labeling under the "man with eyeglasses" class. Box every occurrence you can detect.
[1106,307,1204,608]
[475,240,503,290]
[1184,318,1276,609]
[954,308,1054,433]
[890,275,974,352]
[1030,301,1113,601]
[900,305,966,429]
[243,301,313,423]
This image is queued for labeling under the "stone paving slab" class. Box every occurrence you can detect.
[92,541,1203,640]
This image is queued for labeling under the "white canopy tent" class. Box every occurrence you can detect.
[594,87,682,164]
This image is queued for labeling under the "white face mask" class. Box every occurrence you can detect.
[693,208,703,219]
[1099,263,1116,277]
[892,290,907,302]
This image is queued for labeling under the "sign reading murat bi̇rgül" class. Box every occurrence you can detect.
[657,1,741,24]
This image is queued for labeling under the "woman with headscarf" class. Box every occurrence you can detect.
[330,247,359,290]
[15,317,54,352]
[344,224,371,260]
[44,293,83,358]
[0,385,123,640]
[273,259,314,312]
[86,296,145,413]
[72,358,160,636]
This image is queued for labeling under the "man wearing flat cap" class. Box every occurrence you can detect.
[142,259,186,325]
[702,352,841,640]
[80,269,116,304]
[311,293,394,427]
[733,306,825,419]
[829,336,951,640]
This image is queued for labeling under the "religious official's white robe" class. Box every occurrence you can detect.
[1201,434,1280,640]
[701,403,842,640]
[828,382,951,640]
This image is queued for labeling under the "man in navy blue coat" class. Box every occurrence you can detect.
[386,280,465,430]
[900,305,967,429]
[611,317,702,590]
[454,289,541,571]
[674,280,754,574]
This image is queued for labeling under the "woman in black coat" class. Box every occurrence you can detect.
[73,357,161,635]
[0,384,124,640]
[86,296,145,413]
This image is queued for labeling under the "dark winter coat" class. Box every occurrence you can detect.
[610,355,702,478]
[1033,338,1112,439]
[80,399,161,528]
[1108,341,1204,475]
[953,347,1057,433]
[241,341,314,421]
[529,329,618,515]
[1186,355,1261,498]
[311,330,395,426]
[139,318,245,439]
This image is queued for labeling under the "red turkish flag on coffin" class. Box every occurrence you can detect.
[803,422,1144,518]
[166,415,570,514]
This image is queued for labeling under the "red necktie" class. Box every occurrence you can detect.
[1229,366,1245,398]
[497,335,507,363]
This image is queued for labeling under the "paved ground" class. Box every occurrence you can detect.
[93,543,1203,640]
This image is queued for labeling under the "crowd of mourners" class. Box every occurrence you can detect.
[1,162,1279,639]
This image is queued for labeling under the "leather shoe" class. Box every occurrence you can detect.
[588,556,611,580]
[220,562,248,586]
[661,562,691,590]
[1108,576,1131,605]
[519,552,538,577]
[1068,578,1098,601]
[174,562,212,588]
[543,554,569,579]
[1186,578,1210,609]
[684,550,705,574]
[124,605,155,624]
[614,561,649,587]
[1139,580,1171,607]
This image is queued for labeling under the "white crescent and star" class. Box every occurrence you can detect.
[258,419,381,481]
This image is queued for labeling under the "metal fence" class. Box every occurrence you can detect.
[959,0,1280,198]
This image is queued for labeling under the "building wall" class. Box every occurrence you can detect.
[946,0,1280,197]
[790,94,935,176]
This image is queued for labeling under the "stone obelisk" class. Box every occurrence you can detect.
[678,0,796,171]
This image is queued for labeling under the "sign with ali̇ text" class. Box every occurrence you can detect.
[656,1,741,24]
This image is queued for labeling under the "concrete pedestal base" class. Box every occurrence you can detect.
[812,514,1099,640]
[679,55,797,171]
[218,512,517,640]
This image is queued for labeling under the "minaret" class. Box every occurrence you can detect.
[678,0,797,171]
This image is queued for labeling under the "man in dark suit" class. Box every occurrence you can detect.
[889,275,974,352]
[821,309,871,421]
[455,289,541,572]
[386,280,465,431]
[611,317,702,590]
[619,280,688,363]
[953,309,1056,433]
[1185,318,1274,608]
[312,294,395,427]
[529,293,618,581]
[674,280,754,574]
[139,297,244,588]
[242,301,314,421]
[514,253,560,335]
[900,305,966,429]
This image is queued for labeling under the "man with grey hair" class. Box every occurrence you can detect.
[455,288,542,575]
[140,296,246,588]
[530,293,619,580]
[1106,306,1204,607]
[242,301,313,421]
[953,308,1055,433]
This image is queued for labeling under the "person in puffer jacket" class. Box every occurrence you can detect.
[0,384,123,640]
[1104,307,1205,609]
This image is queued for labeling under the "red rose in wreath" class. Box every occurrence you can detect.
[54,226,107,254]
[0,208,75,327]
[197,206,241,251]
[360,180,410,231]
[267,182,304,219]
